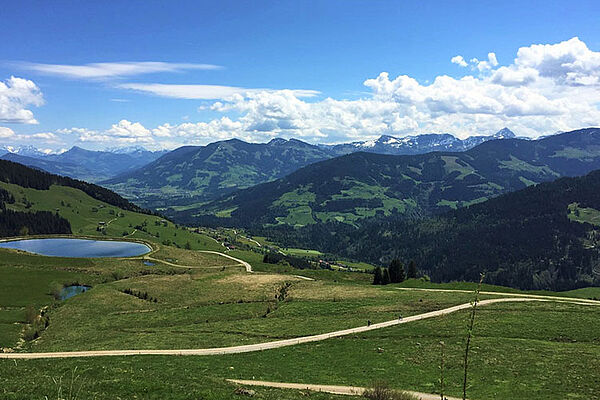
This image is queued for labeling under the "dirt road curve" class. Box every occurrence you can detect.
[227,379,464,400]
[198,250,252,272]
[142,250,252,272]
[2,296,596,359]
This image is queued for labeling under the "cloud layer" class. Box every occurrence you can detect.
[118,83,319,100]
[20,62,221,80]
[3,37,600,149]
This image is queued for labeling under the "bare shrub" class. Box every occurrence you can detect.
[363,381,419,400]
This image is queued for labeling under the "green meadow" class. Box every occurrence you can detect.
[1,181,600,399]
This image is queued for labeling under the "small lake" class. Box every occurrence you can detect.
[0,238,151,258]
[60,285,91,300]
[143,260,155,266]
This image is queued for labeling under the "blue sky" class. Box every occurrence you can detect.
[1,0,600,151]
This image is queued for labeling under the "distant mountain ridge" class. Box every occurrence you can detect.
[322,127,518,156]
[104,128,525,207]
[0,146,166,182]
[103,138,336,208]
[189,127,600,229]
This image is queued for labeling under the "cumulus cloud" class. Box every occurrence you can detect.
[178,37,599,143]
[0,76,44,124]
[451,55,468,67]
[106,120,151,138]
[0,127,15,138]
[20,62,221,80]
[513,37,600,86]
[59,121,154,145]
[118,83,320,100]
[31,132,58,140]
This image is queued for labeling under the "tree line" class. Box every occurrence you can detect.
[373,259,418,285]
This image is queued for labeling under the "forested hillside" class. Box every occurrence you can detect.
[261,169,600,291]
[103,138,335,208]
[191,128,600,229]
[0,160,151,214]
[0,186,71,237]
[0,160,156,237]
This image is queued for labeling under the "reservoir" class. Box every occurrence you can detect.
[0,238,151,258]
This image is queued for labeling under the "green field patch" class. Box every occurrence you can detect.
[499,155,559,176]
[274,206,316,227]
[215,207,238,218]
[272,186,316,207]
[567,202,600,226]
[283,248,323,257]
[552,145,600,160]
[519,176,537,186]
[441,155,475,179]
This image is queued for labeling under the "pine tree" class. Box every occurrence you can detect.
[388,259,401,283]
[388,259,406,283]
[407,260,418,279]
[373,267,383,285]
[398,264,406,283]
[382,268,391,285]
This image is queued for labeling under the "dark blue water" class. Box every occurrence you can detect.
[59,285,91,300]
[0,238,151,258]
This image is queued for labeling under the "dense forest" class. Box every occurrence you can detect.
[258,170,600,290]
[0,160,152,214]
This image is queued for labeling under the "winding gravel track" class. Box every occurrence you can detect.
[2,296,597,360]
[198,250,252,272]
[227,379,464,400]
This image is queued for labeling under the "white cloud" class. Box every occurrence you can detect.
[468,52,499,72]
[513,37,600,86]
[18,37,600,149]
[451,55,468,67]
[59,122,154,145]
[20,62,221,80]
[118,83,320,100]
[31,132,58,140]
[0,76,44,124]
[0,127,15,138]
[106,120,151,138]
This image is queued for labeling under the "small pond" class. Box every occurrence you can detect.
[0,238,151,258]
[143,260,155,266]
[59,285,91,300]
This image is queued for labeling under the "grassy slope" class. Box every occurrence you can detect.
[0,181,222,252]
[1,299,599,399]
[1,180,600,399]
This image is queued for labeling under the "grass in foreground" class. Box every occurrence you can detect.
[1,300,598,400]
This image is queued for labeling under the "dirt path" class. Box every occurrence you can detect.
[227,379,464,400]
[293,275,315,281]
[144,256,242,270]
[396,287,600,304]
[2,296,597,359]
[198,250,252,273]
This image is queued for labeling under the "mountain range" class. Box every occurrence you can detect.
[322,127,518,156]
[188,128,600,229]
[0,146,166,183]
[103,128,521,207]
